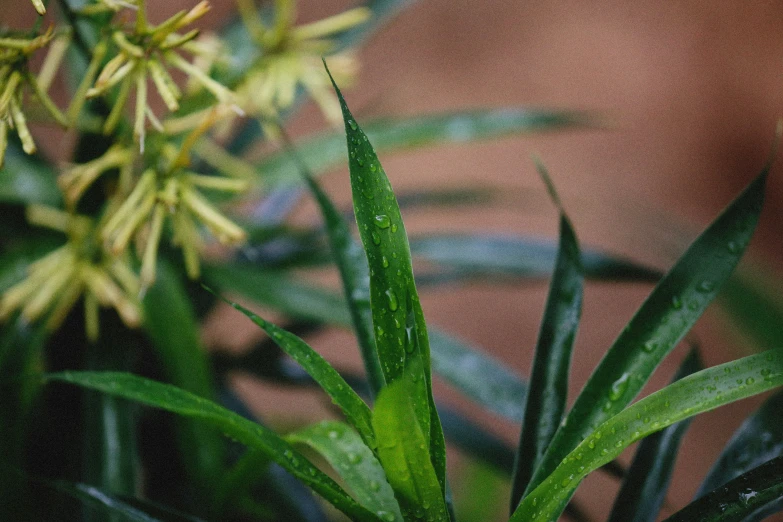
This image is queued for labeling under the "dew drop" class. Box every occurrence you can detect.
[672,296,683,309]
[391,224,398,233]
[374,214,391,229]
[609,373,631,401]
[385,289,399,311]
[347,452,362,464]
[697,280,715,293]
[727,241,740,253]
[369,163,377,173]
[371,231,381,245]
[382,256,389,268]
[328,430,341,439]
[357,157,364,166]
[746,377,755,385]
[643,340,658,353]
[348,120,357,130]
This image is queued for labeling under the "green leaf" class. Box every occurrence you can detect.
[48,481,205,522]
[696,389,783,498]
[204,264,351,325]
[511,349,783,522]
[719,265,783,352]
[607,349,703,522]
[664,456,783,522]
[212,450,271,515]
[207,261,529,425]
[409,234,662,283]
[82,326,142,522]
[48,372,382,522]
[510,162,584,510]
[0,142,62,206]
[329,67,448,497]
[287,421,402,521]
[525,166,769,496]
[214,293,375,449]
[372,374,449,522]
[300,171,385,397]
[142,260,224,492]
[256,108,593,187]
[429,329,528,421]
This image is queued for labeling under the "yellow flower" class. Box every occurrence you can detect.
[0,206,141,341]
[235,0,369,125]
[0,28,68,168]
[86,0,239,151]
[100,111,248,288]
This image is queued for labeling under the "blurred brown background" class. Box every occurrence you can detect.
[7,1,783,520]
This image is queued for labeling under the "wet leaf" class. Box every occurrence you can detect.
[511,349,783,522]
[287,421,402,521]
[48,372,383,522]
[525,166,769,496]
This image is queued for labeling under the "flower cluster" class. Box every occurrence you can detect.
[3,0,367,339]
[0,206,141,341]
[235,0,369,127]
[1,28,68,167]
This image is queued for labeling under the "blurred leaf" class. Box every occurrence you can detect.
[0,142,62,206]
[49,481,205,522]
[205,264,531,424]
[664,456,783,522]
[719,265,783,352]
[607,349,703,522]
[82,324,142,522]
[49,372,383,522]
[410,234,662,283]
[142,261,224,495]
[429,329,527,421]
[0,238,62,293]
[204,264,350,325]
[213,450,271,515]
[454,461,507,522]
[510,162,584,510]
[525,167,769,496]
[299,170,385,397]
[331,70,448,498]
[213,294,375,450]
[257,108,594,187]
[287,421,402,520]
[696,389,783,498]
[372,373,449,521]
[511,349,783,522]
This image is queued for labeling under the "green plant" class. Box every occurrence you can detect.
[2,1,782,521]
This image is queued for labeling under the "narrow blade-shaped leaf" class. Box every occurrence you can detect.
[257,109,593,187]
[143,261,224,489]
[665,456,783,522]
[696,389,783,498]
[328,64,447,494]
[213,293,375,449]
[204,264,351,325]
[430,329,527,421]
[525,166,768,495]
[299,170,385,397]
[372,374,449,521]
[410,234,662,283]
[510,162,584,511]
[511,349,783,522]
[607,349,703,522]
[48,372,382,522]
[207,262,528,424]
[287,421,402,521]
[48,481,205,522]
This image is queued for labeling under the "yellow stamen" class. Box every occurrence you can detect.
[140,203,165,288]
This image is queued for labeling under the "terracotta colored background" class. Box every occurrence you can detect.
[7,1,783,520]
